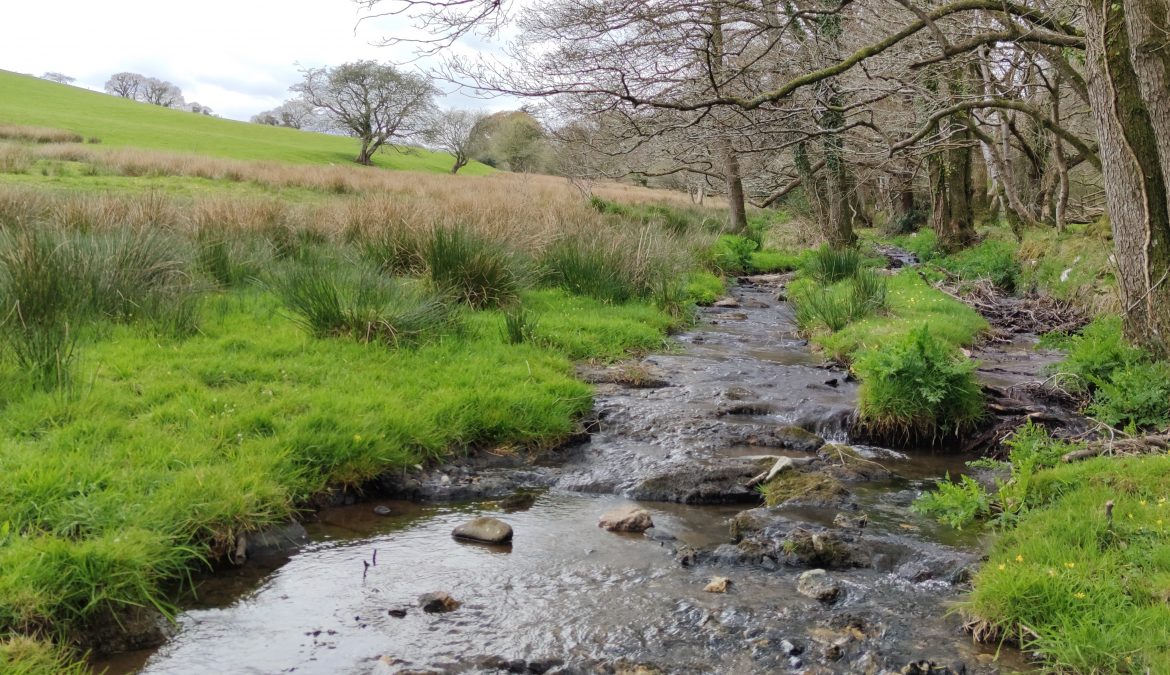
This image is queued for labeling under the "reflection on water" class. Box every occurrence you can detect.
[97,488,1021,674]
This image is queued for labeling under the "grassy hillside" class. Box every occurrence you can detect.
[0,70,489,174]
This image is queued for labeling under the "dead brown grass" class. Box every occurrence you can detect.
[0,124,84,144]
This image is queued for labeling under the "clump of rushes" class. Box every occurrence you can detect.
[853,324,983,442]
[359,227,427,275]
[501,306,539,344]
[792,270,887,333]
[426,227,530,309]
[805,244,861,284]
[195,231,264,288]
[0,229,81,388]
[272,261,458,347]
[542,237,639,303]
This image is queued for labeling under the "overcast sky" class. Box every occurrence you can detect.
[0,0,510,120]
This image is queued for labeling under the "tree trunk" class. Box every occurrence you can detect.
[1084,0,1170,354]
[929,132,977,252]
[451,152,468,174]
[356,138,374,165]
[720,141,749,232]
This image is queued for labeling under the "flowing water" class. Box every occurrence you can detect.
[96,277,1034,675]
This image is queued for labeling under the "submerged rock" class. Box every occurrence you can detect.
[704,576,731,593]
[373,505,393,516]
[599,505,654,532]
[629,458,770,504]
[498,490,540,512]
[796,569,841,603]
[452,516,513,544]
[418,591,460,613]
[833,512,869,529]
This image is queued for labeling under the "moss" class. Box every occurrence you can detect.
[762,470,848,507]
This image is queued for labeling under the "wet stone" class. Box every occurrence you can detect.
[704,576,730,593]
[373,505,392,516]
[833,512,869,529]
[452,516,513,544]
[796,569,841,603]
[418,591,460,613]
[713,297,740,308]
[386,606,408,618]
[599,505,654,532]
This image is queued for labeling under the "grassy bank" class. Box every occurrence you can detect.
[892,219,1170,671]
[0,162,725,670]
[0,70,485,174]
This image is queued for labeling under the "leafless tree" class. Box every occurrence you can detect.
[141,77,185,108]
[293,61,437,165]
[362,0,1170,353]
[425,109,486,173]
[40,72,75,85]
[252,99,318,130]
[105,72,145,99]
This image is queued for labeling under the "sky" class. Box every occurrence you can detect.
[0,0,511,121]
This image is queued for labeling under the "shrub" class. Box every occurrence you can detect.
[804,244,861,284]
[711,234,758,275]
[684,271,724,306]
[854,325,983,440]
[272,262,458,347]
[426,227,529,309]
[1086,362,1170,430]
[938,240,1021,291]
[542,238,638,303]
[1055,316,1145,391]
[912,473,991,528]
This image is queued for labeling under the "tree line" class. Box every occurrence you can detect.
[102,71,214,115]
[351,0,1170,357]
[251,61,549,174]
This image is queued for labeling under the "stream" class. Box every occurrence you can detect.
[96,276,1042,675]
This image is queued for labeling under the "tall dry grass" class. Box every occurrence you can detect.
[0,124,84,144]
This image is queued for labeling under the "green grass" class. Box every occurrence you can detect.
[0,284,679,652]
[966,454,1170,673]
[811,270,987,362]
[684,271,725,306]
[749,249,802,273]
[0,70,489,174]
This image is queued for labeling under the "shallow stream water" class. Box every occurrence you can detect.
[97,277,1037,675]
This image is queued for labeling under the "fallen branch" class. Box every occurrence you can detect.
[1061,434,1170,462]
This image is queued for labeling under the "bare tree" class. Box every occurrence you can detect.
[293,61,437,165]
[105,72,145,99]
[40,72,75,85]
[141,77,185,108]
[252,99,318,130]
[425,109,486,173]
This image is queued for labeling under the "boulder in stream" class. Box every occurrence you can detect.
[418,591,460,613]
[796,569,841,603]
[599,505,654,532]
[452,517,513,544]
[704,576,731,593]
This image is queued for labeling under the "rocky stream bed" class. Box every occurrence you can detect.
[94,274,1058,675]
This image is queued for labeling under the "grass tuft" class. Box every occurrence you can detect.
[271,261,459,347]
[854,324,984,441]
[426,227,530,309]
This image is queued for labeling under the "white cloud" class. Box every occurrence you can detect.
[0,0,514,120]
